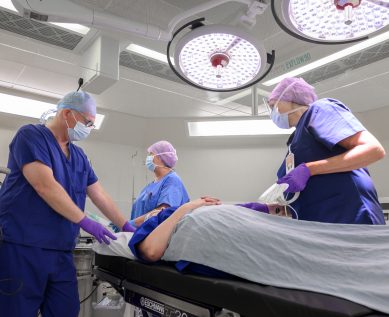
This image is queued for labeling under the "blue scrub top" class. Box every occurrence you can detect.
[129,207,230,278]
[0,124,98,250]
[131,171,189,220]
[277,98,384,224]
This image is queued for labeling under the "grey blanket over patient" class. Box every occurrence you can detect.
[161,205,389,313]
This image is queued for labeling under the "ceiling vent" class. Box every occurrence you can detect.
[119,51,184,84]
[0,9,82,50]
[302,39,389,85]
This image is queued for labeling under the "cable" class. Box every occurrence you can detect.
[287,204,299,220]
[77,78,84,92]
[284,192,299,219]
[80,284,98,304]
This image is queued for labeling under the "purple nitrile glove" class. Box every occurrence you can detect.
[236,202,269,213]
[122,221,136,233]
[277,163,311,193]
[79,216,117,244]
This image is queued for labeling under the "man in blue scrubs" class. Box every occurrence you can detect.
[124,141,189,229]
[0,91,132,317]
[266,77,386,224]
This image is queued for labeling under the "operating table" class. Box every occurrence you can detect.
[94,253,389,317]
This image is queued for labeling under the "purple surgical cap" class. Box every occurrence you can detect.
[57,91,97,116]
[148,141,178,168]
[268,77,318,106]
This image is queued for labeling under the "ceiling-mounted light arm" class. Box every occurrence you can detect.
[11,0,266,41]
[11,0,171,40]
[251,85,258,116]
[167,0,261,36]
[270,0,369,45]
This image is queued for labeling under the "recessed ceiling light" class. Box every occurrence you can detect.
[127,44,173,64]
[49,22,90,35]
[0,93,105,129]
[187,119,294,136]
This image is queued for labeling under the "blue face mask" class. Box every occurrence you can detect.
[271,105,305,129]
[271,107,290,129]
[65,112,93,142]
[145,155,156,172]
[67,121,92,142]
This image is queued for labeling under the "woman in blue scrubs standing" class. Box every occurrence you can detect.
[266,77,385,224]
[125,141,189,229]
[0,91,133,317]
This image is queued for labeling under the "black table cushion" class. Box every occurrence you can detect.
[95,254,388,317]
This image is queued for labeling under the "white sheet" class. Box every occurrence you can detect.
[92,232,135,259]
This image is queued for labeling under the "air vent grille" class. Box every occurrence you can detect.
[0,9,82,50]
[119,51,184,84]
[302,40,389,84]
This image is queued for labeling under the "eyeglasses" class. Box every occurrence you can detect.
[73,111,95,128]
[263,97,272,116]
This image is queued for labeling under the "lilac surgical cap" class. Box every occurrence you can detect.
[148,141,178,168]
[268,77,318,106]
[57,91,97,116]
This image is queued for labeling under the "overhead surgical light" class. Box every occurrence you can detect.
[271,0,389,44]
[167,19,275,92]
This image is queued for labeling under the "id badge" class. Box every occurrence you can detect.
[285,152,295,174]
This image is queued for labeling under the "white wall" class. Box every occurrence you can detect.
[367,139,389,198]
[175,146,286,202]
[81,140,146,219]
[358,106,389,198]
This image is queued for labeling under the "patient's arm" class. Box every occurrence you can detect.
[138,197,221,262]
[133,204,169,227]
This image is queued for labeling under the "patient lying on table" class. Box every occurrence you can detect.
[95,198,389,314]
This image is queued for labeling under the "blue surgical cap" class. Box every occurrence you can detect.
[57,91,96,116]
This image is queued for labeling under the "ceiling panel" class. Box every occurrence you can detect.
[14,66,76,97]
[96,77,243,117]
[0,59,25,85]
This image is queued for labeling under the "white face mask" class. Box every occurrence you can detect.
[66,113,93,142]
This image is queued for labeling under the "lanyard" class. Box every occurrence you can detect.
[285,144,295,174]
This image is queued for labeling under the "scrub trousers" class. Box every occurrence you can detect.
[0,241,80,317]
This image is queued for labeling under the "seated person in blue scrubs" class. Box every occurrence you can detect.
[120,141,189,230]
[0,91,133,317]
[265,77,386,224]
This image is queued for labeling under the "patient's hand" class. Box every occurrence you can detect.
[187,196,221,210]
